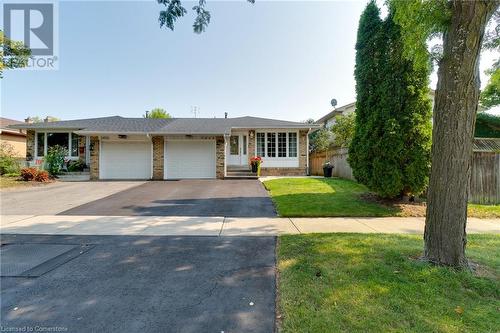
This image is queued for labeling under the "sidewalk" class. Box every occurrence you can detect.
[1,215,499,236]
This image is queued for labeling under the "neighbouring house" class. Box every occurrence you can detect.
[316,102,356,128]
[0,117,27,158]
[9,116,318,180]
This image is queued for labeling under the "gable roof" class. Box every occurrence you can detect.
[316,102,356,124]
[0,117,26,137]
[9,116,318,135]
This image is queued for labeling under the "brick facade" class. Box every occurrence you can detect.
[78,135,87,164]
[248,130,256,163]
[89,136,100,180]
[26,130,35,161]
[152,136,164,180]
[299,129,308,170]
[259,167,307,176]
[216,136,225,179]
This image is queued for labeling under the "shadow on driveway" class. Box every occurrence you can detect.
[59,180,277,217]
[1,234,276,333]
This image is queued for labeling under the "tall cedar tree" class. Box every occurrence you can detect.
[349,1,383,189]
[349,2,432,198]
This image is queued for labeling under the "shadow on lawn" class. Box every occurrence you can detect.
[277,233,499,333]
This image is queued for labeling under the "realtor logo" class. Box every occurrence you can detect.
[2,1,59,70]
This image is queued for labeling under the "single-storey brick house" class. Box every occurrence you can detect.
[10,116,318,180]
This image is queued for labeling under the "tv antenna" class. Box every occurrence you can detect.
[191,106,199,118]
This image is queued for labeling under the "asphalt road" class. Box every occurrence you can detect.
[60,180,277,217]
[1,234,276,333]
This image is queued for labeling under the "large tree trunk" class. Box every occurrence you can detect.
[424,0,498,268]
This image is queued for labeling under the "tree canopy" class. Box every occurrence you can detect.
[144,108,172,119]
[158,0,254,33]
[0,30,31,78]
[480,65,500,108]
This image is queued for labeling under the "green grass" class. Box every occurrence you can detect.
[263,178,500,218]
[278,234,500,333]
[468,204,500,219]
[263,178,396,217]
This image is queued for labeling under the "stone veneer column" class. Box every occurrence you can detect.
[152,136,164,180]
[26,130,35,161]
[247,130,256,165]
[216,136,225,179]
[299,130,308,173]
[89,136,100,180]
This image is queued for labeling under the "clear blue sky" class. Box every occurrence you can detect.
[1,1,497,121]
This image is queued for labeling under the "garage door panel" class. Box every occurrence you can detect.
[101,141,152,179]
[165,140,216,179]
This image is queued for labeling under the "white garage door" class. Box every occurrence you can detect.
[165,140,216,179]
[100,141,152,179]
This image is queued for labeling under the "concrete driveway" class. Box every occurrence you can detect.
[0,182,146,215]
[59,180,277,217]
[1,234,276,333]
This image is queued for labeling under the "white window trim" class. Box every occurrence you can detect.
[255,130,299,160]
[34,131,82,160]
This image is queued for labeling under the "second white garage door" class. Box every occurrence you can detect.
[100,141,152,179]
[165,140,216,179]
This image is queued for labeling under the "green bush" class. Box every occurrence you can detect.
[0,142,21,175]
[67,159,86,172]
[45,145,67,175]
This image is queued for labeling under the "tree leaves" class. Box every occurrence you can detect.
[158,0,255,33]
[158,0,188,31]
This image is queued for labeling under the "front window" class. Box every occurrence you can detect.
[37,133,45,157]
[257,132,298,158]
[71,134,80,157]
[36,132,81,158]
[47,133,69,151]
[267,133,276,157]
[278,133,287,157]
[288,133,297,157]
[257,133,265,156]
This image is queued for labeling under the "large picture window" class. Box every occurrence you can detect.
[36,132,80,158]
[257,132,298,158]
[47,133,69,151]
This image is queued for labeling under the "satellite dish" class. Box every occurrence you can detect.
[331,99,337,107]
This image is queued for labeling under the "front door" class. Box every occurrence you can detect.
[228,133,248,166]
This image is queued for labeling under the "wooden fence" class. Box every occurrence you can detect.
[310,149,500,204]
[469,152,500,204]
[309,148,354,180]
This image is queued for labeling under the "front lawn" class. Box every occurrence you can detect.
[263,178,396,217]
[278,234,500,333]
[263,178,500,218]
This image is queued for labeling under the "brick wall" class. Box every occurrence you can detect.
[26,130,35,161]
[259,167,306,176]
[216,136,225,179]
[299,129,308,170]
[248,130,256,164]
[152,136,164,180]
[90,136,99,180]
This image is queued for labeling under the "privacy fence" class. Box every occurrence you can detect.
[309,144,500,204]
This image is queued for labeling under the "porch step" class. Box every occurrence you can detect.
[57,172,90,182]
[225,169,258,179]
